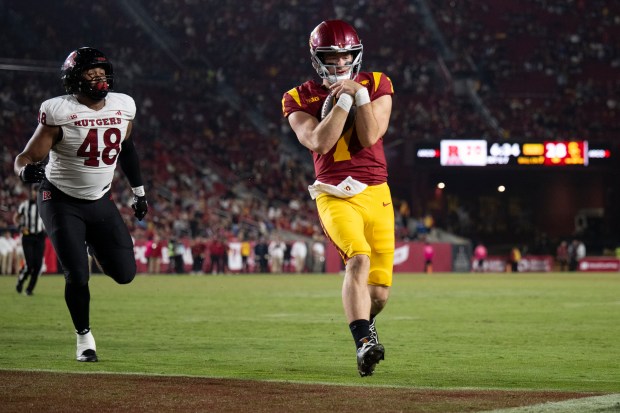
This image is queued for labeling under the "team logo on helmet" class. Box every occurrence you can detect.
[62,51,78,71]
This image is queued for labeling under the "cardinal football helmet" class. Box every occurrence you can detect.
[309,20,363,84]
[61,47,114,100]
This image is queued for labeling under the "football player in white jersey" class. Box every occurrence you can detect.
[14,47,148,362]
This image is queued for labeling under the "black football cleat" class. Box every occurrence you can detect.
[356,339,385,377]
[77,349,98,362]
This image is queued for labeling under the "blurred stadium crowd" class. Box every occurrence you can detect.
[1,0,618,270]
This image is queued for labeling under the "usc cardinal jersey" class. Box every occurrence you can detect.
[282,72,394,186]
[38,92,136,200]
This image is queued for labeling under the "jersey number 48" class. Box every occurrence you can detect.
[77,128,122,167]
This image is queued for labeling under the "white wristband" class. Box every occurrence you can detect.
[335,94,353,112]
[132,186,145,197]
[355,88,371,106]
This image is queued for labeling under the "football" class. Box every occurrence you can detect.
[320,91,336,120]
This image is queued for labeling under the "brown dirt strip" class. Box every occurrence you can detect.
[0,370,601,413]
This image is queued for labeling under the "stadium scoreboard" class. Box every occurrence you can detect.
[416,139,612,167]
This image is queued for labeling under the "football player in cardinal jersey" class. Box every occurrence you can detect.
[282,20,395,377]
[14,47,148,362]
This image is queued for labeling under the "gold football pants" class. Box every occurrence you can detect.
[316,182,395,287]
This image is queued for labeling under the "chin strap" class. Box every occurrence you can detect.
[326,72,354,84]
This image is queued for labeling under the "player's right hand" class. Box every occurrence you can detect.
[19,163,46,183]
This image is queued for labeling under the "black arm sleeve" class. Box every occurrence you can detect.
[119,138,144,188]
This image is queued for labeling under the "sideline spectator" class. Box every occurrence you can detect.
[240,236,252,273]
[254,237,269,273]
[575,240,586,264]
[568,239,586,272]
[311,235,326,273]
[0,231,17,275]
[507,246,521,272]
[168,239,185,274]
[473,242,487,273]
[555,241,569,272]
[145,232,163,274]
[282,242,292,272]
[423,242,434,274]
[190,237,207,274]
[290,239,308,273]
[208,237,227,274]
[268,235,286,273]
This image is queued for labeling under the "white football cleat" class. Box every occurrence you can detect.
[76,330,98,362]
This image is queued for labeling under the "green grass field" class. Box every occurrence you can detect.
[1,272,618,392]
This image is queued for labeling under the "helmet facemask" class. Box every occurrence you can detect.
[311,47,363,84]
[75,70,113,100]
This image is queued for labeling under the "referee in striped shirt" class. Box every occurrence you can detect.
[14,184,46,295]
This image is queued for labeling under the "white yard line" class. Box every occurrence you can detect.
[483,394,620,413]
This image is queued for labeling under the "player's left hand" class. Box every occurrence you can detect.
[131,195,148,221]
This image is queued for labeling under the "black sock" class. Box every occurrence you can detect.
[370,314,377,324]
[77,328,91,335]
[65,283,90,333]
[349,319,371,349]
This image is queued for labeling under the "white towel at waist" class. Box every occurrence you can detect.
[307,176,368,200]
